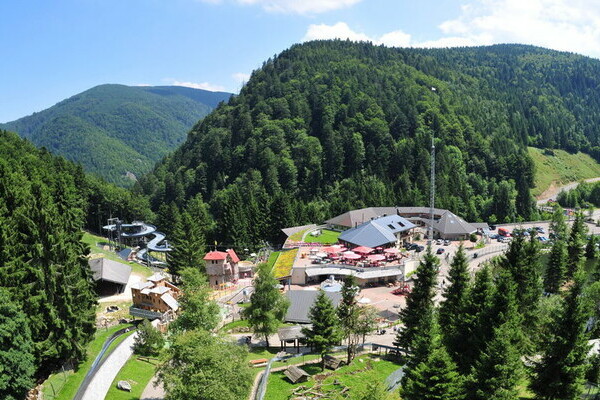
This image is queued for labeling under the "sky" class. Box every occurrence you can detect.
[3,0,600,122]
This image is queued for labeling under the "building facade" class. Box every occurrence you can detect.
[204,249,240,289]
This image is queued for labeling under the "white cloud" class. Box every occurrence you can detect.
[436,0,600,57]
[232,72,251,83]
[235,0,362,14]
[133,83,152,87]
[302,1,600,57]
[168,80,226,92]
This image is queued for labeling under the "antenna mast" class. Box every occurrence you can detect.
[429,132,435,244]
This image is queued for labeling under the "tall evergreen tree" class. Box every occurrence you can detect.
[394,247,439,353]
[501,235,542,335]
[168,209,206,277]
[530,268,592,400]
[401,318,465,400]
[0,289,35,400]
[586,234,597,260]
[450,265,494,373]
[549,204,568,240]
[302,290,342,369]
[337,276,362,364]
[244,263,289,348]
[566,212,587,277]
[545,238,568,293]
[439,244,470,339]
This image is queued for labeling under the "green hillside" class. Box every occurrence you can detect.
[528,147,600,197]
[138,41,600,247]
[1,84,231,186]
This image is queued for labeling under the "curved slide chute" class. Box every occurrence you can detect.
[102,221,171,266]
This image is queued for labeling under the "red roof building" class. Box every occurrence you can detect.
[203,249,241,289]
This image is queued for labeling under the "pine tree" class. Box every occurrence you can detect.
[530,267,592,400]
[467,271,523,400]
[244,263,289,348]
[545,238,568,293]
[467,322,522,400]
[549,204,568,240]
[501,235,542,334]
[302,290,342,368]
[586,234,597,260]
[394,247,439,353]
[401,318,465,400]
[449,265,494,373]
[566,212,587,277]
[0,289,35,400]
[169,210,206,278]
[337,276,361,364]
[439,244,470,340]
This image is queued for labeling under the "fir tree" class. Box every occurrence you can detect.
[302,290,342,368]
[586,234,597,260]
[530,268,592,400]
[0,289,35,400]
[450,265,494,373]
[168,209,206,278]
[244,263,289,348]
[439,244,470,342]
[545,238,568,293]
[549,204,568,240]
[401,318,465,400]
[394,247,439,353]
[566,212,587,277]
[337,276,361,363]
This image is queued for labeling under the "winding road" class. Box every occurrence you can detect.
[536,177,600,205]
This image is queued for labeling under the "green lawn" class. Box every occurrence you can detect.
[264,354,401,400]
[82,231,152,277]
[105,356,159,400]
[267,251,281,269]
[306,229,341,244]
[100,329,136,363]
[528,147,600,197]
[219,319,250,333]
[43,324,133,400]
[289,228,310,241]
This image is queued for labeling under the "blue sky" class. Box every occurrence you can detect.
[2,0,600,122]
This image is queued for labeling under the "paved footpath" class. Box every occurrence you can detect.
[80,333,138,400]
[140,375,165,400]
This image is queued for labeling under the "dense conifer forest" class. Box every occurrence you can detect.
[137,41,600,248]
[0,130,152,396]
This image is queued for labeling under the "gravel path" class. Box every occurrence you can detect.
[140,375,165,400]
[537,176,600,205]
[80,333,138,400]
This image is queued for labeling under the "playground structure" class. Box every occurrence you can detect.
[103,218,171,267]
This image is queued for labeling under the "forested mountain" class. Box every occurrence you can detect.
[1,84,232,186]
[0,130,152,393]
[137,41,600,248]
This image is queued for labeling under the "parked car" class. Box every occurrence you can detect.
[415,245,425,252]
[436,248,445,255]
[436,239,443,245]
[489,224,497,230]
[535,227,545,234]
[444,239,451,246]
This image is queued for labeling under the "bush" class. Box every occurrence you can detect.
[469,233,478,243]
[133,320,164,357]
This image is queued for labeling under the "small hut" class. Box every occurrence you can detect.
[284,365,310,384]
[323,355,345,370]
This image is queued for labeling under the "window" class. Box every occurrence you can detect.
[388,224,395,230]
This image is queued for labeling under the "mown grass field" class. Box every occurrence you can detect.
[528,147,600,197]
[105,356,159,400]
[42,324,133,400]
[264,354,401,400]
[82,231,152,277]
[306,229,341,244]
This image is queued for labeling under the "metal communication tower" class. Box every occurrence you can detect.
[428,133,435,244]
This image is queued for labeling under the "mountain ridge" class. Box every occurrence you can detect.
[1,84,232,186]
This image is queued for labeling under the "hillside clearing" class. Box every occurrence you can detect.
[528,147,600,198]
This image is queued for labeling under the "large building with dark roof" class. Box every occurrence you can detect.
[338,214,415,248]
[326,207,486,241]
[88,257,132,296]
